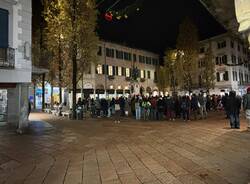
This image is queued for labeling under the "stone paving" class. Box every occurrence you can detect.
[0,112,250,184]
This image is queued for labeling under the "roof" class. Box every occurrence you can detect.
[32,65,49,75]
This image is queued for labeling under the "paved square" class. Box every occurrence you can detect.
[0,112,249,184]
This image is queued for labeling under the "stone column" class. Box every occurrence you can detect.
[8,83,29,133]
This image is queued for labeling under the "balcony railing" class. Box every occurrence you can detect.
[0,48,15,69]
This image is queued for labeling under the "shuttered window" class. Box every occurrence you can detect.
[0,8,8,48]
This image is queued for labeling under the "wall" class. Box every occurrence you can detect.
[0,0,32,83]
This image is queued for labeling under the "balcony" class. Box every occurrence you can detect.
[108,75,115,80]
[0,48,15,69]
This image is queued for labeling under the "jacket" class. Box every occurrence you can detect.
[243,93,250,110]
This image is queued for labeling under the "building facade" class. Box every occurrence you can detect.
[199,33,250,95]
[0,0,32,131]
[79,41,159,99]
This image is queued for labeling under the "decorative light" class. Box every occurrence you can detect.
[105,12,113,21]
[110,85,114,89]
[118,86,121,89]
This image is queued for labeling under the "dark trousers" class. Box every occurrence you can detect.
[182,109,190,121]
[229,112,240,128]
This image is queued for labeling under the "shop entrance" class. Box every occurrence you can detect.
[0,89,7,122]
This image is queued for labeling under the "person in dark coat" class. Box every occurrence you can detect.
[157,97,164,120]
[119,96,125,116]
[222,93,229,118]
[227,91,241,129]
[191,94,199,120]
[181,96,191,121]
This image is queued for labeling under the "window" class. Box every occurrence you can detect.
[230,41,234,48]
[223,71,229,81]
[123,52,131,61]
[222,55,227,64]
[238,57,242,64]
[116,50,123,59]
[139,55,143,63]
[122,67,125,76]
[238,44,241,52]
[96,64,102,74]
[142,56,146,63]
[140,70,144,78]
[231,55,237,64]
[217,41,226,49]
[154,72,157,81]
[117,67,122,76]
[216,55,227,65]
[106,48,114,58]
[124,52,129,60]
[239,72,244,85]
[97,46,102,56]
[146,57,151,64]
[233,71,238,81]
[147,71,151,79]
[0,9,8,48]
[245,74,249,83]
[152,58,159,65]
[216,72,220,82]
[125,68,130,77]
[133,54,137,62]
[108,65,113,76]
[128,53,132,61]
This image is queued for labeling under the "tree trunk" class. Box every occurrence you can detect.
[33,82,36,109]
[71,0,77,119]
[58,37,63,104]
[42,73,45,110]
[51,85,54,108]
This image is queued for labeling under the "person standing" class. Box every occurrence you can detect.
[198,93,207,119]
[222,93,229,118]
[227,91,241,129]
[243,87,250,130]
[135,97,141,120]
[191,94,199,120]
[119,96,125,116]
[114,99,121,123]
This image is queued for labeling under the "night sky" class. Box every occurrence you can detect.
[32,0,226,55]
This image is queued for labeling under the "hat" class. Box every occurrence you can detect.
[247,87,250,92]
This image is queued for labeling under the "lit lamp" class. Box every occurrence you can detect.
[110,85,114,89]
[235,0,250,46]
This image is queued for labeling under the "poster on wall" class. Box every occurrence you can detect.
[35,87,43,109]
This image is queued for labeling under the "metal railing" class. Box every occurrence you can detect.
[0,47,15,68]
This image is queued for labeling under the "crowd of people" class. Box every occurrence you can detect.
[52,89,250,130]
[75,93,227,122]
